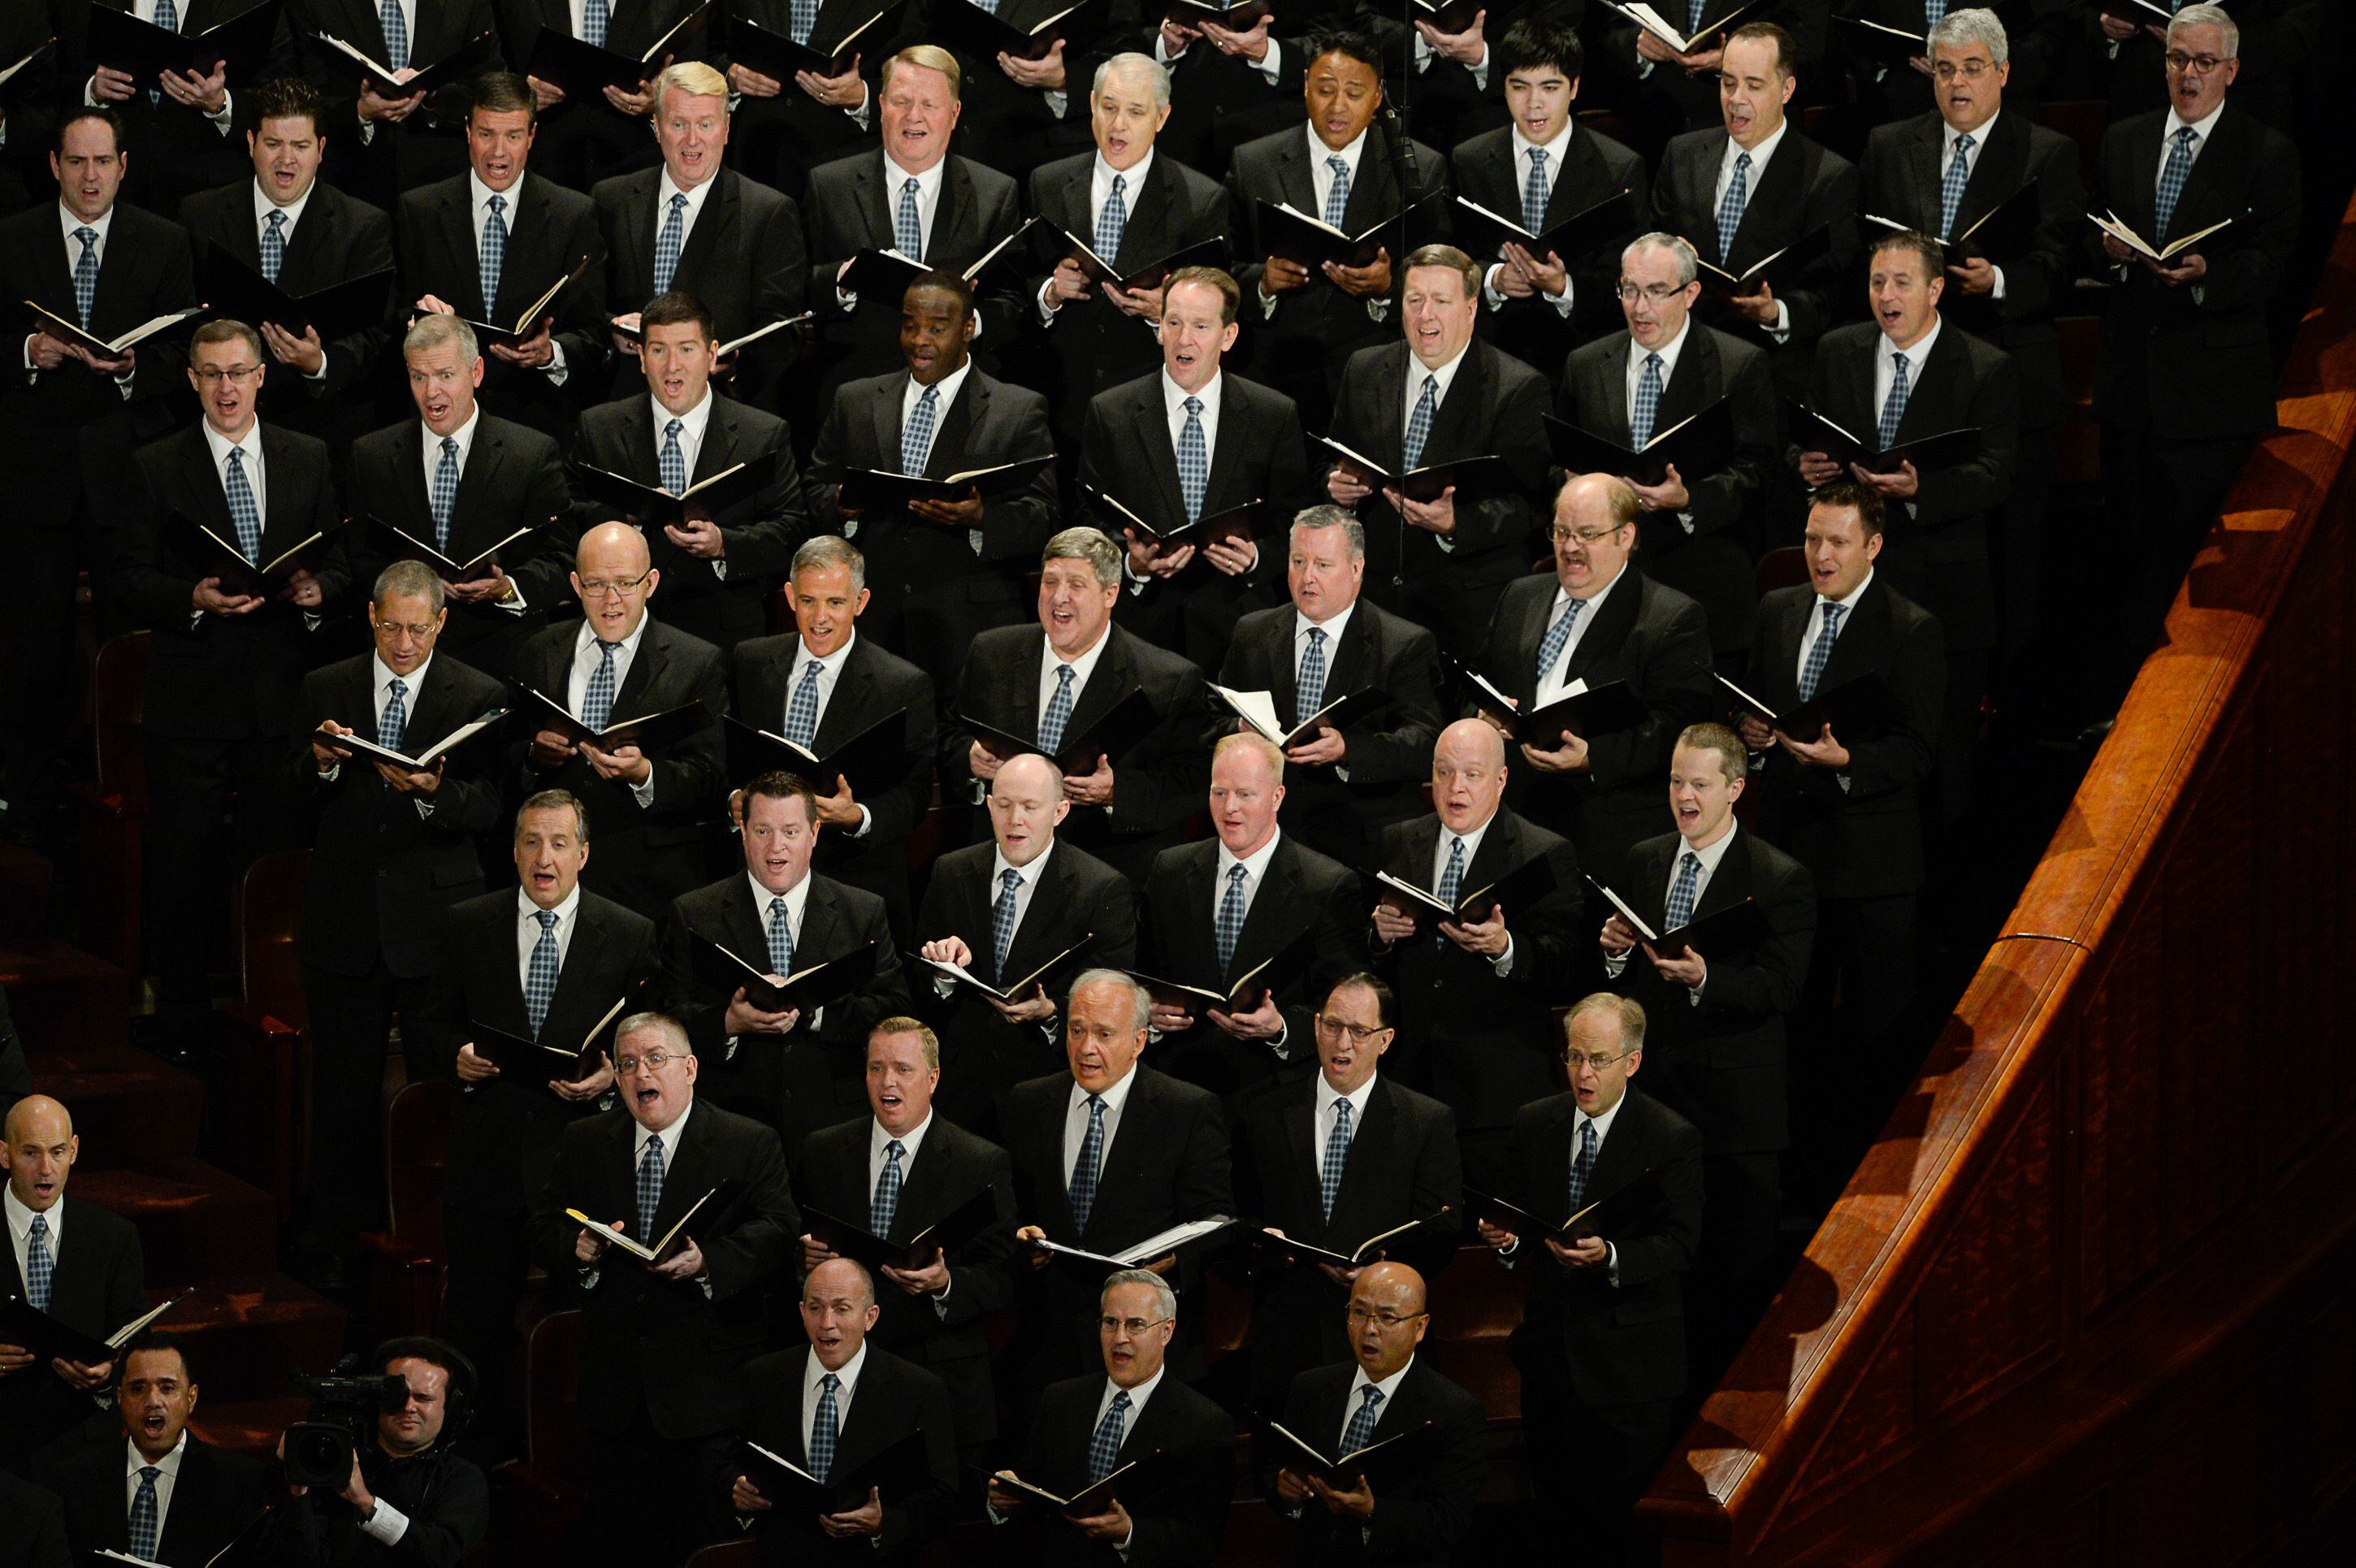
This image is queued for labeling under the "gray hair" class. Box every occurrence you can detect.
[791,534,867,592]
[1290,505,1366,560]
[1102,1267,1176,1322]
[2168,4,2237,58]
[371,558,447,612]
[1927,7,2007,67]
[1565,992,1646,1055]
[614,1011,692,1059]
[404,311,479,362]
[1043,526,1123,590]
[1069,968,1150,1032]
[515,788,588,842]
[1093,50,1171,110]
[1623,232,1700,288]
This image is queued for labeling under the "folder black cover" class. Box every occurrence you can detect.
[1126,925,1315,1013]
[89,0,281,81]
[1083,486,1262,548]
[570,455,774,529]
[933,0,1111,63]
[725,2,905,80]
[695,934,880,1014]
[959,685,1159,774]
[1603,0,1762,55]
[468,979,643,1081]
[1407,0,1484,32]
[1210,682,1388,750]
[367,513,544,583]
[1163,0,1272,28]
[0,40,55,97]
[1450,186,1639,265]
[922,934,1094,1002]
[1584,874,1763,960]
[314,708,509,773]
[1834,13,1927,70]
[529,0,715,97]
[26,301,201,361]
[1318,437,1514,506]
[199,249,392,342]
[1544,398,1739,489]
[305,26,500,97]
[1253,1414,1439,1489]
[837,454,1056,511]
[1250,1210,1451,1271]
[1374,850,1560,929]
[1786,402,1982,477]
[175,513,340,598]
[1864,179,2042,265]
[1050,231,1225,294]
[1716,669,1908,740]
[0,1290,186,1369]
[995,1447,1174,1515]
[1256,196,1433,271]
[1029,1217,1232,1270]
[803,1185,1004,1273]
[570,1177,747,1266]
[1465,1167,1661,1245]
[738,1427,933,1512]
[1444,655,1645,749]
[527,690,712,754]
[459,253,595,348]
[838,247,929,303]
[1694,220,1833,297]
[724,710,908,797]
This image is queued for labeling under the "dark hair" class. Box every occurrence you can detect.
[1324,971,1395,1029]
[245,77,326,136]
[192,317,266,362]
[1726,20,1798,78]
[1808,479,1887,539]
[1305,29,1385,76]
[1496,17,1584,83]
[469,71,538,125]
[375,1335,479,1443]
[116,1332,197,1389]
[1163,265,1240,326]
[904,269,976,319]
[640,291,716,340]
[1869,227,1947,278]
[54,106,123,157]
[742,769,819,824]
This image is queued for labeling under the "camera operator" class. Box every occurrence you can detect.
[262,1339,488,1567]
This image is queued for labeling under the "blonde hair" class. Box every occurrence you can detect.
[650,61,729,120]
[884,45,962,97]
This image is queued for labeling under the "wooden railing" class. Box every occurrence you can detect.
[1637,195,2356,1564]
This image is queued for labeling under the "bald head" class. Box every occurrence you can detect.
[572,522,658,639]
[807,1255,877,1310]
[577,521,651,578]
[1347,1261,1430,1378]
[996,751,1062,799]
[1431,717,1508,836]
[986,750,1069,868]
[2,1094,78,1212]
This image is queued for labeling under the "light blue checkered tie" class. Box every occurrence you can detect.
[901,383,940,474]
[379,678,409,756]
[1176,395,1208,522]
[1663,850,1701,932]
[1342,1384,1384,1453]
[1522,146,1550,235]
[260,210,287,285]
[1323,156,1351,228]
[480,193,507,316]
[2154,126,2198,245]
[1402,374,1438,473]
[71,227,99,330]
[660,417,688,494]
[1938,132,1973,242]
[1319,1096,1352,1222]
[148,0,177,103]
[379,0,409,71]
[1435,835,1465,945]
[1095,172,1128,262]
[1924,0,1947,27]
[580,639,620,730]
[894,178,924,260]
[583,0,608,49]
[811,1371,841,1481]
[128,1466,162,1559]
[1687,0,1707,30]
[782,659,824,747]
[653,193,688,297]
[1630,352,1664,450]
[1215,862,1248,975]
[790,0,819,43]
[990,867,1022,979]
[766,895,795,978]
[635,1136,665,1245]
[525,907,561,1037]
[1535,595,1586,687]
[1798,600,1844,702]
[1087,1388,1129,1482]
[225,446,264,561]
[1297,626,1328,717]
[25,1211,52,1310]
[1716,151,1751,265]
[431,435,461,552]
[1037,663,1076,755]
[872,1139,905,1237]
[1069,1094,1106,1232]
[1877,350,1912,450]
[1566,1118,1597,1211]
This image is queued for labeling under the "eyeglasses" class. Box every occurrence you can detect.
[1613,282,1685,304]
[1314,1016,1388,1046]
[372,620,437,640]
[194,365,262,385]
[1344,1305,1427,1330]
[578,570,652,599]
[1561,1048,1636,1072]
[613,1050,680,1076]
[2163,51,2227,76]
[1931,59,1994,81]
[1550,524,1627,546]
[1098,1315,1168,1337]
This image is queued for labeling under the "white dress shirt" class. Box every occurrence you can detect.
[933,838,1059,1009]
[780,631,858,739]
[1267,127,1387,323]
[650,385,716,484]
[1042,150,1161,322]
[32,205,137,396]
[123,1432,189,1545]
[515,883,583,989]
[1398,342,1470,445]
[1938,111,2010,300]
[2159,100,2227,198]
[743,868,815,972]
[1296,601,1355,697]
[869,1110,933,1195]
[1624,317,1691,427]
[1064,1063,1141,1183]
[879,150,946,263]
[566,612,650,715]
[1534,562,1629,706]
[202,418,269,521]
[1795,565,1873,688]
[634,1099,693,1174]
[894,361,981,552]
[1092,1364,1165,1445]
[803,1340,869,1457]
[4,1185,62,1292]
[419,405,481,495]
[85,3,235,130]
[652,165,720,258]
[1213,828,1284,939]
[1337,1355,1415,1450]
[1872,311,1943,428]
[1603,821,1740,997]
[1161,366,1223,469]
[1715,120,1792,338]
[1310,1069,1379,1179]
[1427,811,1514,973]
[1037,622,1115,733]
[251,178,316,253]
[1482,123,1575,315]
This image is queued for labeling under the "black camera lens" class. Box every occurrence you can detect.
[284,1420,357,1489]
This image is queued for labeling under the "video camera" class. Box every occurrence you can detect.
[284,1356,409,1488]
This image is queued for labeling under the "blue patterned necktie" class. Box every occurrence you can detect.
[1938,132,1973,242]
[580,638,620,730]
[25,1211,52,1310]
[1522,145,1550,235]
[1799,600,1844,702]
[481,193,507,315]
[71,227,99,331]
[1435,835,1465,942]
[583,0,608,48]
[782,658,824,747]
[1095,171,1128,262]
[525,907,561,1037]
[1037,663,1076,755]
[990,867,1022,979]
[1176,395,1208,523]
[379,0,409,71]
[1323,155,1351,228]
[902,383,940,474]
[1319,1096,1353,1222]
[1068,1094,1106,1232]
[1567,1118,1598,1211]
[1087,1388,1129,1482]
[766,895,795,978]
[810,1372,841,1482]
[790,0,819,44]
[225,446,263,561]
[1717,150,1751,265]
[1877,350,1912,450]
[659,417,688,494]
[431,435,461,551]
[872,1139,905,1236]
[1535,595,1585,687]
[128,1466,161,1561]
[894,178,924,260]
[1924,0,1947,27]
[1687,0,1706,32]
[653,193,688,296]
[1215,862,1248,976]
[635,1136,665,1245]
[1341,1384,1384,1454]
[1663,850,1701,933]
[379,677,409,756]
[260,209,287,285]
[1402,374,1438,473]
[1297,626,1328,717]
[147,0,178,102]
[2154,126,2198,245]
[1630,353,1664,450]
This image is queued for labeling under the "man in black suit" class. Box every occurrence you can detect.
[1369,718,1586,1188]
[916,752,1139,1134]
[513,519,730,920]
[414,789,660,1454]
[1215,506,1444,864]
[594,61,808,407]
[733,535,938,941]
[660,769,913,1151]
[1225,32,1450,431]
[1476,473,1716,884]
[1735,484,1942,1202]
[944,528,1214,890]
[287,0,506,204]
[729,1257,961,1563]
[1133,2,1301,175]
[931,0,1122,180]
[1323,243,1549,658]
[986,1268,1236,1566]
[1260,1260,1487,1567]
[791,1020,1020,1467]
[2087,4,2301,696]
[1475,994,1704,1565]
[40,1336,270,1565]
[715,0,883,198]
[64,0,251,212]
[177,77,396,458]
[1648,23,1858,400]
[1137,731,1362,1104]
[294,561,508,1284]
[503,0,694,189]
[1090,266,1310,674]
[1450,19,1651,373]
[119,318,347,1016]
[1595,2,1831,148]
[0,107,195,820]
[571,288,810,650]
[0,1470,67,1567]
[1029,53,1234,446]
[349,314,573,682]
[1795,227,2017,824]
[1557,233,1778,665]
[1599,722,1812,1375]
[534,1011,801,1563]
[0,1096,146,1472]
[807,271,1060,691]
[1236,975,1461,1412]
[1004,972,1234,1388]
[398,71,613,444]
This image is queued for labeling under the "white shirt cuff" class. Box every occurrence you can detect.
[359,1499,410,1546]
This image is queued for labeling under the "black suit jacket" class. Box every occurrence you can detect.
[1799,319,2019,655]
[55,0,258,209]
[510,614,730,919]
[0,1470,67,1568]
[1740,577,1943,900]
[1557,324,1777,655]
[2087,104,2301,441]
[292,650,506,977]
[1371,807,1586,1135]
[395,170,613,440]
[1262,1355,1486,1567]
[1012,1371,1235,1568]
[532,1098,800,1439]
[1606,825,1814,1155]
[1505,1085,1704,1408]
[570,392,810,649]
[1479,568,1716,881]
[1596,1,1831,136]
[735,1344,960,1564]
[1449,120,1651,364]
[658,871,914,1149]
[0,1198,143,1461]
[592,166,808,400]
[43,1432,270,1568]
[119,422,348,741]
[417,886,661,1218]
[1323,337,1550,655]
[287,0,506,198]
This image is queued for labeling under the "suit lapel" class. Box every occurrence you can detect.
[1426,342,1490,461]
[1113,157,1177,272]
[1565,573,1640,682]
[1088,1071,1161,1236]
[1657,328,1713,427]
[611,622,667,717]
[1691,829,1753,920]
[1063,629,1141,742]
[1372,344,1410,470]
[929,374,981,479]
[675,171,734,284]
[812,638,880,753]
[1275,136,1317,218]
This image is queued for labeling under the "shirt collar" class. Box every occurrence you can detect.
[650,385,715,444]
[575,609,650,659]
[1297,598,1355,642]
[633,1098,693,1158]
[1675,817,1739,879]
[1886,311,1943,372]
[1346,1353,1415,1412]
[370,652,431,700]
[1509,119,1573,167]
[518,882,583,927]
[1071,1061,1140,1116]
[128,1429,189,1479]
[1942,107,1999,158]
[881,149,943,199]
[1106,1362,1166,1414]
[253,176,315,232]
[1094,148,1154,198]
[469,168,525,213]
[808,1339,869,1397]
[1728,115,1790,173]
[1633,316,1692,381]
[1442,808,1497,868]
[423,405,481,462]
[993,837,1055,885]
[1215,827,1283,889]
[2165,99,2228,144]
[1315,1068,1378,1129]
[3,1185,58,1247]
[1046,620,1114,680]
[203,418,263,469]
[792,631,858,684]
[871,1110,933,1167]
[58,201,113,245]
[908,358,972,417]
[746,863,814,918]
[1161,366,1222,424]
[1308,124,1371,177]
[660,163,716,206]
[1406,342,1471,403]
[1559,557,1630,611]
[1574,1090,1625,1152]
[1825,565,1875,612]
